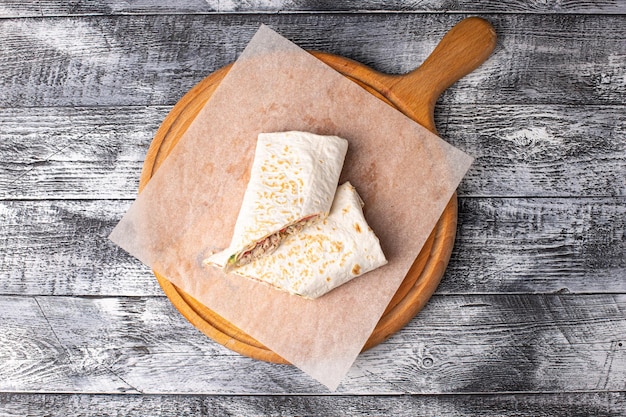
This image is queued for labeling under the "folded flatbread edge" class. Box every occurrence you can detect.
[209,131,348,270]
[206,182,387,299]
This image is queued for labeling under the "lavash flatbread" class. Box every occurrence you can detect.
[208,131,348,269]
[207,182,387,299]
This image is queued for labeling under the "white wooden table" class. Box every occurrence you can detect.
[1,2,625,415]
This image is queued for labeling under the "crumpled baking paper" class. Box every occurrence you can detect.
[109,24,473,390]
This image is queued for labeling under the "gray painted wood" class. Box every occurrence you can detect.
[1,105,623,200]
[443,105,626,198]
[0,294,624,394]
[452,197,626,294]
[1,2,624,413]
[0,106,160,200]
[0,14,624,107]
[1,0,624,17]
[0,199,153,296]
[1,197,623,296]
[1,392,625,417]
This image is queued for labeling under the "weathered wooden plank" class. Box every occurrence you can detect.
[0,199,157,296]
[1,0,624,17]
[0,4,622,410]
[0,294,624,394]
[362,294,626,394]
[0,14,624,107]
[0,106,161,200]
[1,197,623,296]
[450,197,626,294]
[443,104,626,197]
[1,104,623,200]
[0,392,625,417]
[0,0,217,17]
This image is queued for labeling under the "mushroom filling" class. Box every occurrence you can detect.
[228,214,320,269]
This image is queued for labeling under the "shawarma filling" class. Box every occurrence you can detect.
[227,214,320,269]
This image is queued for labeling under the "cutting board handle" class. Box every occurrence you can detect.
[377,17,497,133]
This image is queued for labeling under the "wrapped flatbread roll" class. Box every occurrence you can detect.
[209,131,348,270]
[207,182,387,299]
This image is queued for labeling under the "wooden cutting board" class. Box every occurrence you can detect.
[139,17,496,363]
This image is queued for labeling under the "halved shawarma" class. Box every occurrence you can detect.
[207,182,387,299]
[207,131,348,270]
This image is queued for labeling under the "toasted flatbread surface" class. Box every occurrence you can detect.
[208,182,387,299]
[208,131,348,269]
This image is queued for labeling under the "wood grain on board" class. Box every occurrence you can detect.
[1,104,623,200]
[0,2,624,414]
[0,0,624,17]
[0,14,624,107]
[136,16,495,362]
[0,294,623,394]
[1,197,624,296]
[0,392,625,417]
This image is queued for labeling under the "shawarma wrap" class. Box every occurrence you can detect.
[207,182,387,299]
[208,131,348,270]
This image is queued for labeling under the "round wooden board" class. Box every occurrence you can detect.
[139,17,496,364]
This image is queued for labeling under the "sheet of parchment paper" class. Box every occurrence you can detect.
[109,25,473,390]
